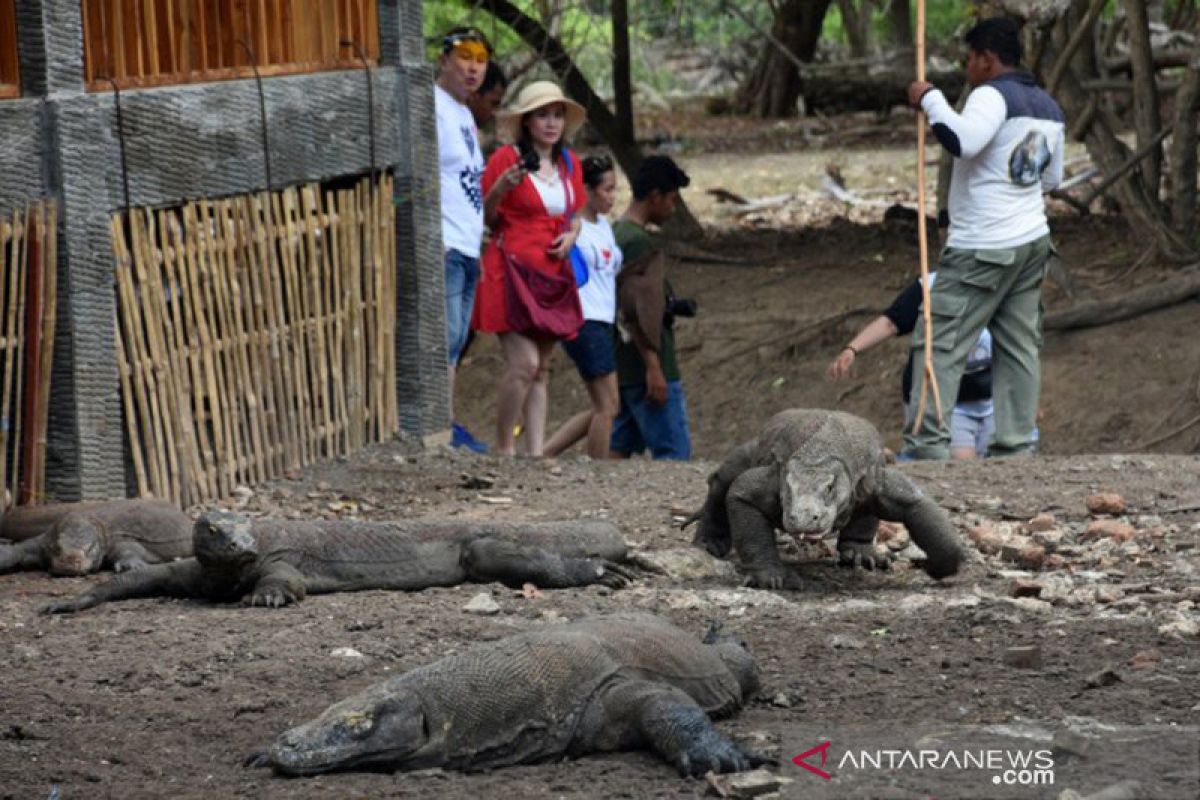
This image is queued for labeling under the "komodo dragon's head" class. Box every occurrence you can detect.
[779,456,852,538]
[194,512,259,572]
[246,685,428,776]
[46,514,105,576]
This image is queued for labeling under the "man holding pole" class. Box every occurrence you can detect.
[902,17,1064,459]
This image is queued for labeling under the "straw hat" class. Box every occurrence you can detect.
[495,81,587,144]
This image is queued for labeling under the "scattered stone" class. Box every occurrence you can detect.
[876,521,910,550]
[1032,529,1066,550]
[1052,725,1092,759]
[459,473,496,490]
[725,769,790,798]
[1009,597,1054,614]
[705,772,732,798]
[1025,513,1058,533]
[626,548,739,581]
[1157,617,1199,639]
[827,633,866,650]
[1086,493,1126,516]
[1094,585,1125,604]
[1078,779,1143,800]
[1017,545,1046,570]
[1003,646,1043,669]
[463,593,501,616]
[1083,667,1121,689]
[770,692,792,708]
[1009,578,1043,598]
[1128,649,1161,670]
[329,647,364,659]
[895,543,927,562]
[968,523,1005,555]
[476,495,513,505]
[1039,574,1076,604]
[1082,520,1135,543]
[666,590,705,611]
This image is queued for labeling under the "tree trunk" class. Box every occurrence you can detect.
[886,0,914,49]
[837,0,871,58]
[1169,40,1199,241]
[733,0,834,117]
[1121,0,1164,196]
[611,0,634,146]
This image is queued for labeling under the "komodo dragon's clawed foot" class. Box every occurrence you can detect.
[672,727,776,777]
[41,598,83,615]
[593,560,636,589]
[837,542,893,572]
[112,557,150,573]
[243,585,302,608]
[740,563,803,591]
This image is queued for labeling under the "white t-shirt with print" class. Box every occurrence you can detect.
[435,85,485,257]
[574,215,623,323]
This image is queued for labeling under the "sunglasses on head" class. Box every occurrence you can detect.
[442,31,491,60]
[583,155,613,172]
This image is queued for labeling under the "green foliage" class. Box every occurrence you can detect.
[822,0,973,51]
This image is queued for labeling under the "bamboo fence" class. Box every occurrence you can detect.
[112,174,397,506]
[0,201,58,507]
[82,0,379,90]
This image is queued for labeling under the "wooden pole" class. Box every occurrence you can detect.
[18,206,43,505]
[910,0,945,437]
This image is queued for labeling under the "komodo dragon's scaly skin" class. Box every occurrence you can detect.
[0,499,192,576]
[42,512,633,613]
[245,612,769,777]
[685,409,963,589]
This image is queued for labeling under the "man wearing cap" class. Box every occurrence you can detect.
[435,26,491,452]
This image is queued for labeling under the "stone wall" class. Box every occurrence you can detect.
[0,0,447,500]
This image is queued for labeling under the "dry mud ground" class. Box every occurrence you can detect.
[2,445,1199,799]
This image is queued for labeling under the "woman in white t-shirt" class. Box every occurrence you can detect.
[545,155,623,458]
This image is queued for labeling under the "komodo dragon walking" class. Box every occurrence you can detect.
[684,409,963,589]
[246,612,770,777]
[0,499,192,576]
[42,511,633,613]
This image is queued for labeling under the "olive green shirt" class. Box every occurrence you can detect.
[612,219,680,387]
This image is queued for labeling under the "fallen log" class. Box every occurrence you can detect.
[1043,266,1200,330]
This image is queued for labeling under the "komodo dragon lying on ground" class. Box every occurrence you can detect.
[43,512,633,613]
[684,409,964,589]
[246,612,770,777]
[0,499,192,576]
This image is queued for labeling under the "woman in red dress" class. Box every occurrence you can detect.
[473,81,587,456]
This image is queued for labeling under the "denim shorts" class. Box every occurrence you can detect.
[444,249,479,364]
[561,321,616,381]
[610,380,692,460]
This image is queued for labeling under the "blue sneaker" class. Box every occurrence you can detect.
[451,422,488,453]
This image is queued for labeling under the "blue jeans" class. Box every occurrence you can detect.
[444,249,479,365]
[610,380,692,460]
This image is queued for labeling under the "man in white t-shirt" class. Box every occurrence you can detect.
[435,27,490,452]
[903,17,1063,459]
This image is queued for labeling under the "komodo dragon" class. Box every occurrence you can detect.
[684,409,963,589]
[246,612,770,777]
[0,499,192,576]
[42,511,633,613]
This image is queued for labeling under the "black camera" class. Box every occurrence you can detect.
[519,148,540,172]
[663,295,697,329]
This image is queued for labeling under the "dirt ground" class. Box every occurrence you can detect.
[4,129,1200,799]
[2,446,1199,799]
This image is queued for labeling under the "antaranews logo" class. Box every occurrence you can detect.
[791,740,1054,788]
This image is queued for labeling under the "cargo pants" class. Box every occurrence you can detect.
[902,234,1052,459]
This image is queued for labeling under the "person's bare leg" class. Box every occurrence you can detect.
[585,372,620,460]
[544,411,592,457]
[519,339,556,456]
[950,447,976,460]
[496,333,539,456]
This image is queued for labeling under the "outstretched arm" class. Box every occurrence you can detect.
[871,467,963,579]
[0,536,46,573]
[41,559,204,614]
[827,315,900,381]
[582,680,771,777]
[462,539,634,590]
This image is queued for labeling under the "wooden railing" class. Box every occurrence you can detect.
[82,0,380,90]
[0,0,19,99]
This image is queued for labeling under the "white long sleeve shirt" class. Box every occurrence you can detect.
[921,71,1065,250]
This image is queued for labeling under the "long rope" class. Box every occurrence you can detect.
[910,0,944,437]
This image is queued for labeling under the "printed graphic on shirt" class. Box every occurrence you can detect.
[462,125,476,158]
[460,165,484,213]
[1008,130,1051,187]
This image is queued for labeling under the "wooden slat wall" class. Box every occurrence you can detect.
[0,202,58,507]
[113,175,398,506]
[82,0,380,90]
[0,0,19,99]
